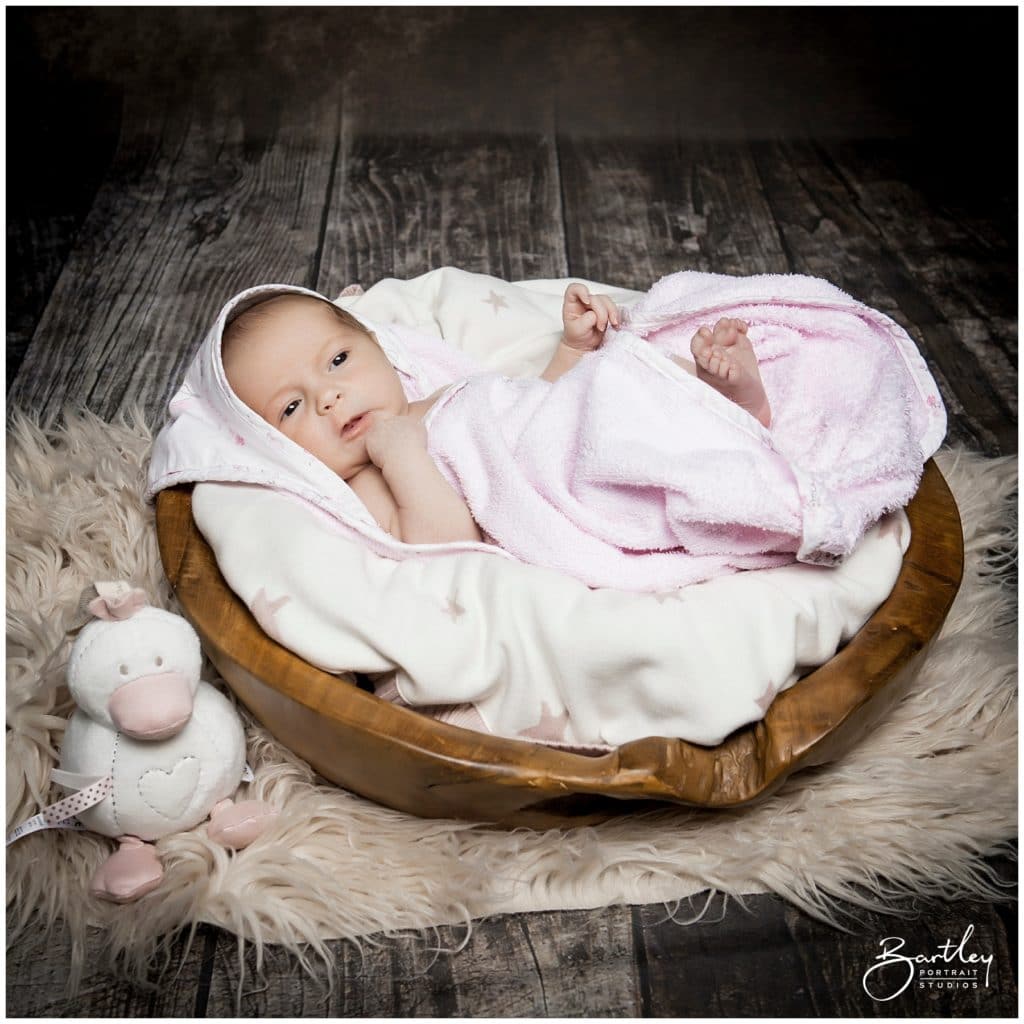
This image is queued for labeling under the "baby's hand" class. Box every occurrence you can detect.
[364,413,428,471]
[562,283,620,352]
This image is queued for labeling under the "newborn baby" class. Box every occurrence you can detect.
[152,269,945,593]
[222,285,770,546]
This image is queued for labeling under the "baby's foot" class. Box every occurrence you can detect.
[690,318,771,427]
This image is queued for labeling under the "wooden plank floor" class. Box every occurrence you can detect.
[6,8,1017,1018]
[6,894,1018,1017]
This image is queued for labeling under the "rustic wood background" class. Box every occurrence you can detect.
[7,7,1017,1016]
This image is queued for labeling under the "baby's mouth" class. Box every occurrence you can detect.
[341,412,371,440]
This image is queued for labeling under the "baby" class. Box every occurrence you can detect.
[221,284,773,547]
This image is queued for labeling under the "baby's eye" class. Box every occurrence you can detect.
[331,351,348,367]
[282,399,300,419]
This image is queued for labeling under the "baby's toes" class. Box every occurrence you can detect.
[690,326,714,363]
[714,324,739,350]
[708,348,729,379]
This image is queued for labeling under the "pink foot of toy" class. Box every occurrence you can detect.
[90,836,163,903]
[207,798,277,850]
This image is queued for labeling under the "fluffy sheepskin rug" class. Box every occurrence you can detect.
[7,409,1017,991]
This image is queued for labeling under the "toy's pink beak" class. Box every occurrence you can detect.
[107,672,195,740]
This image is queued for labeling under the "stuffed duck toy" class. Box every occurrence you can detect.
[52,582,277,902]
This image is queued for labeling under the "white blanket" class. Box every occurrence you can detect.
[189,269,909,748]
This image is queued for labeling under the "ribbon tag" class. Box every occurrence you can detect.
[6,776,113,846]
[88,582,148,621]
[6,816,89,844]
[241,763,255,783]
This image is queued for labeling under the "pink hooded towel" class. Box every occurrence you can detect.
[147,272,946,592]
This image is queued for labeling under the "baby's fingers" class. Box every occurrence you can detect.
[592,294,620,329]
[564,282,591,310]
[565,309,597,341]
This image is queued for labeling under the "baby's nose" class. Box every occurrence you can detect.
[318,390,342,414]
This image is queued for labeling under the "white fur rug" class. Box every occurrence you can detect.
[6,410,1017,989]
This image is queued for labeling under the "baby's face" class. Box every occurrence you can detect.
[224,298,408,480]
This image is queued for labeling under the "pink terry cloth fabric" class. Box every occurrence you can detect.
[421,271,946,590]
[147,273,945,592]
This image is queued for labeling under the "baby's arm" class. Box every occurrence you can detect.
[360,414,482,545]
[541,283,621,383]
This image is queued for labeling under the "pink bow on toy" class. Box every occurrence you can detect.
[87,582,148,621]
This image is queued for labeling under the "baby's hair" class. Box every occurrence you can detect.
[222,293,370,365]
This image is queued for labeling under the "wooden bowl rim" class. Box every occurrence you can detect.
[156,459,963,808]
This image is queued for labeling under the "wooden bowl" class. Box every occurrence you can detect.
[156,460,963,826]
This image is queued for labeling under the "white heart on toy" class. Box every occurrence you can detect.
[138,757,200,820]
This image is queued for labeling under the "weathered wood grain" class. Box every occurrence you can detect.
[558,138,796,287]
[821,140,1017,428]
[557,138,714,287]
[317,130,568,298]
[635,896,1018,1017]
[637,896,802,1017]
[4,916,213,1017]
[435,908,638,1016]
[10,894,1016,1017]
[782,898,1016,1017]
[8,214,85,386]
[840,140,1015,263]
[7,8,1018,1017]
[7,85,341,425]
[679,141,792,277]
[198,910,638,1016]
